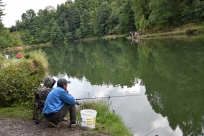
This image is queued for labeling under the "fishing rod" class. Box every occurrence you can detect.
[75,93,146,101]
[145,122,167,136]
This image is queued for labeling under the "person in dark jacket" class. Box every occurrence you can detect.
[42,78,77,127]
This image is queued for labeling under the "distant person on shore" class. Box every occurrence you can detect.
[3,51,9,59]
[16,52,23,59]
[129,31,134,36]
[12,52,14,60]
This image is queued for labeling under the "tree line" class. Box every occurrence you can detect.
[1,0,204,47]
[0,0,21,49]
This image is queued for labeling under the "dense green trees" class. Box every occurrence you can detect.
[3,0,204,46]
[0,0,5,23]
[0,0,22,48]
[0,50,48,105]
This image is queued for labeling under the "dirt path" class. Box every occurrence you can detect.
[0,118,108,136]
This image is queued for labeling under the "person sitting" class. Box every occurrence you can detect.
[42,78,77,128]
[16,52,23,59]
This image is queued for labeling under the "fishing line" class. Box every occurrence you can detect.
[75,94,146,100]
[145,122,168,136]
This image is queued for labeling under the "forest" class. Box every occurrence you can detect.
[1,0,204,47]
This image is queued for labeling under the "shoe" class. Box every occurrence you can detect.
[62,117,68,121]
[70,121,77,128]
[49,121,60,128]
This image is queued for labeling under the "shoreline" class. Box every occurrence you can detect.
[2,24,204,52]
[2,42,51,52]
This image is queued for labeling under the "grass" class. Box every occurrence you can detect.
[0,100,133,136]
[77,100,132,136]
[0,106,33,119]
[74,37,99,42]
[102,34,127,40]
[25,49,49,70]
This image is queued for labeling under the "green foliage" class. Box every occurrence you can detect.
[0,0,5,23]
[149,0,175,26]
[51,22,64,45]
[0,53,4,63]
[80,9,90,37]
[21,30,35,44]
[0,50,48,106]
[107,2,120,34]
[98,2,111,35]
[75,28,82,39]
[136,14,149,31]
[118,0,135,33]
[0,36,8,48]
[0,28,20,48]
[5,0,204,45]
[65,32,74,41]
[181,0,204,23]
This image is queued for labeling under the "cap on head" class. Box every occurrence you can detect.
[57,78,71,88]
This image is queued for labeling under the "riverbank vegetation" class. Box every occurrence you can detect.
[0,50,48,107]
[0,48,132,135]
[0,100,132,136]
[0,0,202,47]
[79,100,132,135]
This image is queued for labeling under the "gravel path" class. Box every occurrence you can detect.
[0,118,108,136]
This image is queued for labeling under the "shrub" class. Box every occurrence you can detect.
[0,54,4,64]
[0,50,48,106]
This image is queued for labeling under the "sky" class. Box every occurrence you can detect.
[2,0,67,27]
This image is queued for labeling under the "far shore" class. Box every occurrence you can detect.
[2,24,204,52]
[2,42,51,52]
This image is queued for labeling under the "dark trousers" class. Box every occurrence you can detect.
[44,103,76,124]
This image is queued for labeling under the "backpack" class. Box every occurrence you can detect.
[36,76,56,106]
[37,86,52,106]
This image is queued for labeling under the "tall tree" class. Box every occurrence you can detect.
[148,0,176,27]
[98,2,111,35]
[80,9,90,37]
[107,2,120,34]
[0,0,5,23]
[132,0,150,30]
[119,0,135,33]
[51,22,64,45]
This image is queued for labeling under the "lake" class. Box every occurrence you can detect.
[22,35,204,135]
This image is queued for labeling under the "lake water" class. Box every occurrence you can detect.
[24,36,204,135]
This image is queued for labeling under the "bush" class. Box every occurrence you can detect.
[0,54,4,64]
[0,50,48,106]
[0,37,9,48]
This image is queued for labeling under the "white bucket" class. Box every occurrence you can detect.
[80,109,97,129]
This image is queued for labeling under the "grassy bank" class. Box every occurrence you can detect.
[78,100,132,136]
[0,100,132,136]
[3,23,204,52]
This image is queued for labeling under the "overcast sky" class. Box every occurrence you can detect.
[2,0,67,27]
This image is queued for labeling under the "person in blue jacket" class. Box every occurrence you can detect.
[42,78,77,127]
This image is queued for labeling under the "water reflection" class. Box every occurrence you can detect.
[36,36,204,135]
